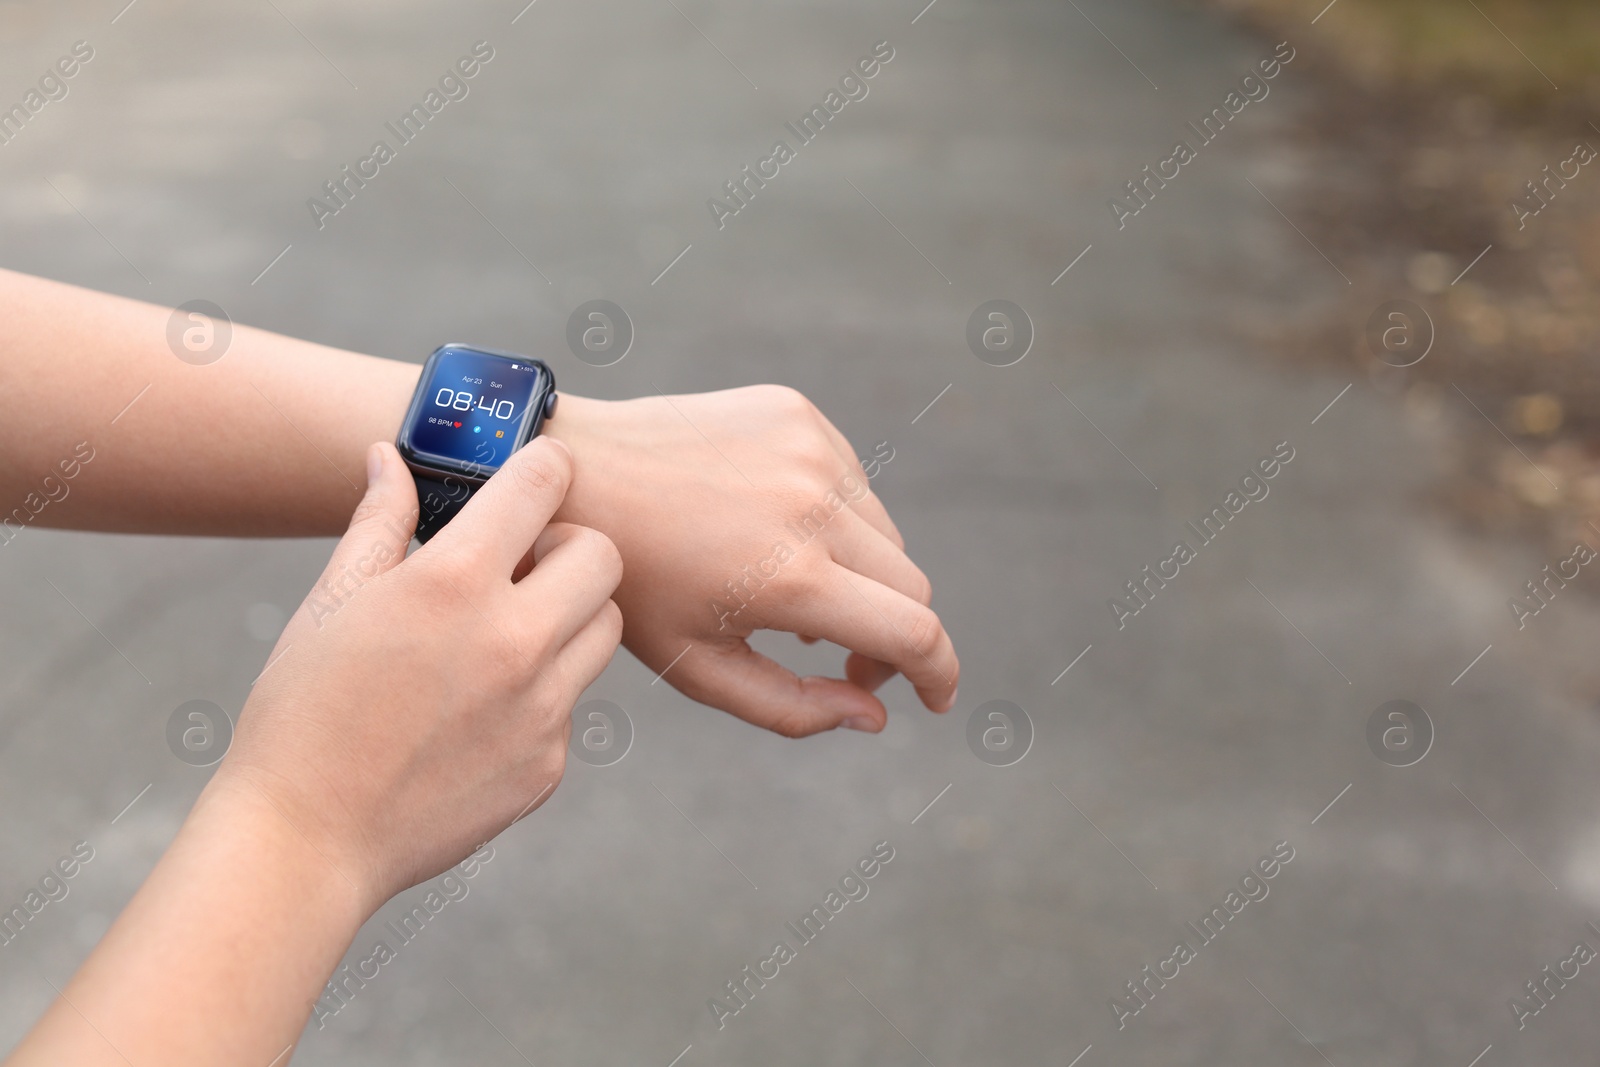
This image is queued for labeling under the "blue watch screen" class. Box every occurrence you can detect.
[407,348,542,473]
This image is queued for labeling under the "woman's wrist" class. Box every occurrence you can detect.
[195,771,379,928]
[537,393,629,527]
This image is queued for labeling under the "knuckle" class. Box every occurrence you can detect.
[785,558,833,599]
[598,599,624,645]
[548,746,569,785]
[504,445,569,502]
[347,492,389,531]
[801,445,840,480]
[767,707,815,739]
[539,520,583,543]
[524,753,566,807]
[757,383,814,418]
[902,606,946,661]
[907,570,933,607]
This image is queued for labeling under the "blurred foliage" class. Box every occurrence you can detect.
[1199,0,1600,547]
[1207,0,1600,107]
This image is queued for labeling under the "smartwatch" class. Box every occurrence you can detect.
[395,343,558,543]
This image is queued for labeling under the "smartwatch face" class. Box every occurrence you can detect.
[401,346,548,476]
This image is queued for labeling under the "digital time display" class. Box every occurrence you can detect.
[403,347,545,473]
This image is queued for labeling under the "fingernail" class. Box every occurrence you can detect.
[942,687,958,713]
[366,443,383,485]
[842,716,877,732]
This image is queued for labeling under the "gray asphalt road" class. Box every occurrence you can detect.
[3,1,1599,1064]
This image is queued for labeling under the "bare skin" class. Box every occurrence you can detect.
[6,439,623,1066]
[0,269,960,1063]
[0,269,958,736]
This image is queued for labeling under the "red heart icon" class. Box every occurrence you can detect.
[453,421,461,427]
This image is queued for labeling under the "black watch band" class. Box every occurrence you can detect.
[411,472,477,544]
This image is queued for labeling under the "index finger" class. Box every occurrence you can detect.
[424,436,574,577]
[784,566,960,712]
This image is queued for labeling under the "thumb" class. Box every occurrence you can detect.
[316,443,417,589]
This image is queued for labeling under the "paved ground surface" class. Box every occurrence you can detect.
[4,1,1600,1064]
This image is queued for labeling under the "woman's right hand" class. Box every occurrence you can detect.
[214,436,623,913]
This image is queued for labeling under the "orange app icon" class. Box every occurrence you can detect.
[495,430,504,437]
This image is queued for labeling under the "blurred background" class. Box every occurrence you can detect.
[3,0,1600,1063]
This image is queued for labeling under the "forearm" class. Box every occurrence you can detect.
[0,270,959,735]
[0,269,608,537]
[0,269,415,534]
[6,777,370,1066]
